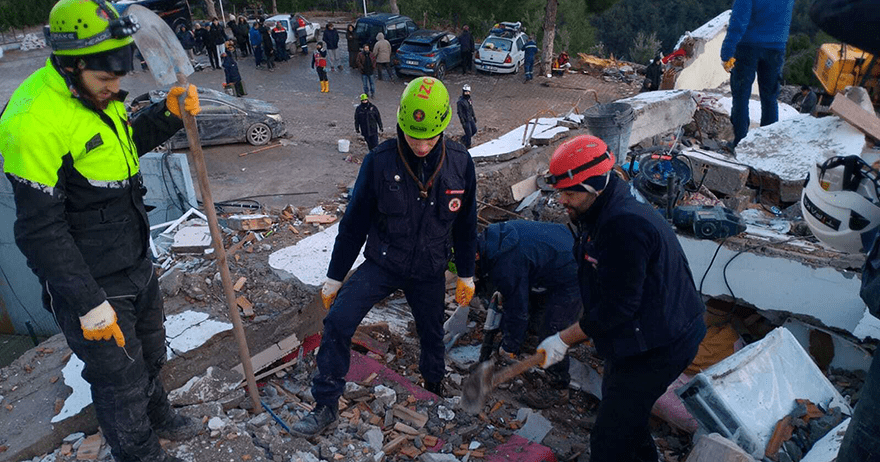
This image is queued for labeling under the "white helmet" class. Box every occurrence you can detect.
[802,156,880,253]
[462,84,471,92]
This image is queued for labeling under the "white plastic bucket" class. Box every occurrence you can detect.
[338,139,350,153]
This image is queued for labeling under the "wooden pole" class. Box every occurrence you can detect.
[176,74,262,413]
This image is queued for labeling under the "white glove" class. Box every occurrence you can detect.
[536,332,569,369]
[321,278,343,309]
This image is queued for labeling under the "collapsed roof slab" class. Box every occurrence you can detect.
[735,114,867,202]
[680,235,880,341]
[268,223,365,287]
[617,90,697,148]
[696,92,800,129]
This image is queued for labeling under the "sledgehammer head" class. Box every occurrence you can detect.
[460,360,495,414]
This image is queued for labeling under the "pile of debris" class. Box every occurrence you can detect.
[19,33,46,51]
[763,400,845,462]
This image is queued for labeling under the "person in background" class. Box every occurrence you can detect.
[289,77,477,437]
[208,17,227,70]
[259,19,275,71]
[720,0,796,147]
[372,32,393,81]
[272,21,289,61]
[225,14,238,57]
[523,36,537,82]
[193,22,207,55]
[323,22,341,70]
[313,41,329,93]
[249,22,264,69]
[557,51,571,70]
[296,14,309,54]
[222,45,246,97]
[357,43,375,97]
[457,84,477,148]
[354,93,383,151]
[540,135,706,462]
[346,24,360,68]
[235,16,251,58]
[458,25,475,74]
[177,25,195,62]
[792,85,817,115]
[642,53,663,92]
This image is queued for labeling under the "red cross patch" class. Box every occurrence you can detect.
[448,198,462,212]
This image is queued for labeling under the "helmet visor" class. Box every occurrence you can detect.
[80,43,134,74]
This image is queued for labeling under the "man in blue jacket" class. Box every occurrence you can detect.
[538,135,706,462]
[720,0,795,147]
[477,220,582,408]
[523,37,538,82]
[291,77,478,437]
[323,22,342,70]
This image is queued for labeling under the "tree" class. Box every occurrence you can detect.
[540,0,558,74]
[204,0,218,20]
[389,0,399,14]
[272,0,278,15]
[629,30,660,64]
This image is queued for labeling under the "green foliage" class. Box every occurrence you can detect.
[783,31,835,87]
[0,0,57,29]
[628,30,660,65]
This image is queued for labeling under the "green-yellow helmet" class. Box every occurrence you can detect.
[397,77,451,139]
[45,0,139,60]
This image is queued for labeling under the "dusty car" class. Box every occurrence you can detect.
[474,22,527,74]
[392,30,462,79]
[355,13,418,51]
[248,14,320,52]
[135,88,286,149]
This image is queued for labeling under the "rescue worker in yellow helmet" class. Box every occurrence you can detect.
[0,1,202,461]
[291,77,478,437]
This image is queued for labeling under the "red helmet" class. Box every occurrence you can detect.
[546,135,615,190]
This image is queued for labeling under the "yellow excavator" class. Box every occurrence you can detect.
[813,43,880,107]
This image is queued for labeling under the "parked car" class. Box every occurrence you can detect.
[474,22,527,74]
[355,13,418,51]
[135,88,286,148]
[248,14,320,52]
[392,30,462,79]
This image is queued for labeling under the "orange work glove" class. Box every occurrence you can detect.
[80,301,125,347]
[723,58,736,73]
[166,84,201,117]
[455,276,475,306]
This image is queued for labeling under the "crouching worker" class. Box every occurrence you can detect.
[291,77,478,437]
[538,135,706,462]
[476,220,582,408]
[0,1,205,461]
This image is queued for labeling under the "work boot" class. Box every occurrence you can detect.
[520,386,570,409]
[424,381,445,398]
[155,413,202,441]
[290,404,337,437]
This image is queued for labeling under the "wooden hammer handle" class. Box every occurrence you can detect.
[491,351,546,387]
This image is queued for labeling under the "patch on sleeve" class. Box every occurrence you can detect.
[85,133,104,153]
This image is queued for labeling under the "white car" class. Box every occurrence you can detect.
[257,14,320,50]
[474,22,527,74]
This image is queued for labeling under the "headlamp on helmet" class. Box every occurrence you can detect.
[45,0,139,59]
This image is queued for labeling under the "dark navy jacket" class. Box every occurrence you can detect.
[222,54,241,84]
[324,27,340,49]
[478,220,580,352]
[354,102,383,137]
[574,174,705,361]
[327,127,477,281]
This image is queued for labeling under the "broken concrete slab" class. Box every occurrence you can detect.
[680,148,749,196]
[685,433,756,462]
[447,344,480,370]
[510,175,538,202]
[268,223,365,287]
[514,409,553,444]
[165,310,232,360]
[469,118,561,161]
[697,93,800,130]
[800,418,849,462]
[168,366,243,406]
[843,86,877,116]
[171,226,212,253]
[782,318,874,373]
[530,126,569,146]
[670,11,740,94]
[617,90,697,148]
[734,114,866,202]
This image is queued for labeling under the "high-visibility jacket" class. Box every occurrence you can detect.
[0,58,183,316]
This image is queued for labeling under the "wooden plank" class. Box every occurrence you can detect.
[227,215,274,231]
[510,175,538,202]
[305,214,337,224]
[233,277,247,292]
[227,232,255,257]
[382,435,407,455]
[232,332,302,377]
[831,93,880,141]
[392,404,429,429]
[235,296,254,317]
[393,422,419,435]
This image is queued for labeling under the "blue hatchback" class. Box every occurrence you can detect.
[392,30,462,79]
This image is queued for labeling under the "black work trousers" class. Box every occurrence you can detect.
[50,258,173,462]
[837,352,880,461]
[590,321,704,462]
[461,51,473,73]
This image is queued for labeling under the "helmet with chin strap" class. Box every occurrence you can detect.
[45,0,140,73]
[545,135,615,192]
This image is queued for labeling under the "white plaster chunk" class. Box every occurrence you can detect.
[800,418,850,462]
[703,95,800,128]
[675,10,731,48]
[268,223,365,287]
[617,90,697,147]
[52,355,90,423]
[530,126,569,140]
[735,115,866,182]
[514,409,553,444]
[852,307,880,342]
[165,310,233,360]
[679,148,749,195]
[171,226,212,252]
[373,385,397,407]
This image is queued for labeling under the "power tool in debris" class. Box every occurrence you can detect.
[479,291,503,363]
[673,205,747,239]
